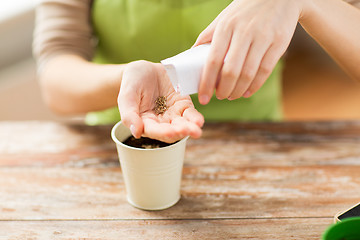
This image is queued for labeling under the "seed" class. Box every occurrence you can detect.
[142,144,160,149]
[154,96,167,115]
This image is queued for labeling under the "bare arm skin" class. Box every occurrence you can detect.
[33,0,124,114]
[195,0,360,104]
[33,0,203,142]
[34,0,360,141]
[299,0,360,81]
[38,54,124,114]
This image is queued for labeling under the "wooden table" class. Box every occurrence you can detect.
[1,121,360,239]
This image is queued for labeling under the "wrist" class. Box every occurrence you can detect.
[101,63,125,93]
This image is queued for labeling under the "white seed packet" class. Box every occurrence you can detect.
[161,44,211,96]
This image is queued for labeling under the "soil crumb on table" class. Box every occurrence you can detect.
[123,136,175,149]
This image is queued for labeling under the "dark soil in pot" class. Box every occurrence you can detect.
[123,136,177,149]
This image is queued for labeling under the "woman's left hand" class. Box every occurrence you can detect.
[194,0,304,104]
[118,60,204,143]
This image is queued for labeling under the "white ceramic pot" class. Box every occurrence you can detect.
[111,121,188,210]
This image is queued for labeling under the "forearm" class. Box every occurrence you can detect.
[299,0,360,80]
[39,54,124,115]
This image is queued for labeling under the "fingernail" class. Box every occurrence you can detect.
[130,124,137,137]
[199,95,210,105]
[243,91,251,98]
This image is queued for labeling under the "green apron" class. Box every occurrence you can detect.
[86,0,283,125]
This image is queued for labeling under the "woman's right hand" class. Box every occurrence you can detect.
[118,60,204,143]
[194,0,303,103]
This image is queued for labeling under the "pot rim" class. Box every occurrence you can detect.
[111,121,189,151]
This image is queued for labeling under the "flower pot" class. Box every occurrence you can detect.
[111,121,188,210]
[322,217,360,240]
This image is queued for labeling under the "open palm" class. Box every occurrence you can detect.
[118,60,204,143]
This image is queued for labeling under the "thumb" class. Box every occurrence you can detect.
[192,26,214,48]
[192,16,219,48]
[118,92,144,139]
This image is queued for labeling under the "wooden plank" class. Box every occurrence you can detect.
[1,166,359,220]
[2,121,360,168]
[0,218,333,240]
[0,122,116,167]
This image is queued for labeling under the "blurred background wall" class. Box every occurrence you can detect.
[1,1,360,121]
[0,0,66,121]
[283,23,360,121]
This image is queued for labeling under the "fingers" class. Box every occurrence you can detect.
[183,108,204,128]
[142,119,175,143]
[193,24,214,48]
[142,118,201,143]
[227,38,271,100]
[242,43,285,98]
[172,117,202,139]
[193,10,223,47]
[118,89,144,139]
[215,32,251,100]
[194,0,298,102]
[198,22,232,105]
[141,107,204,143]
